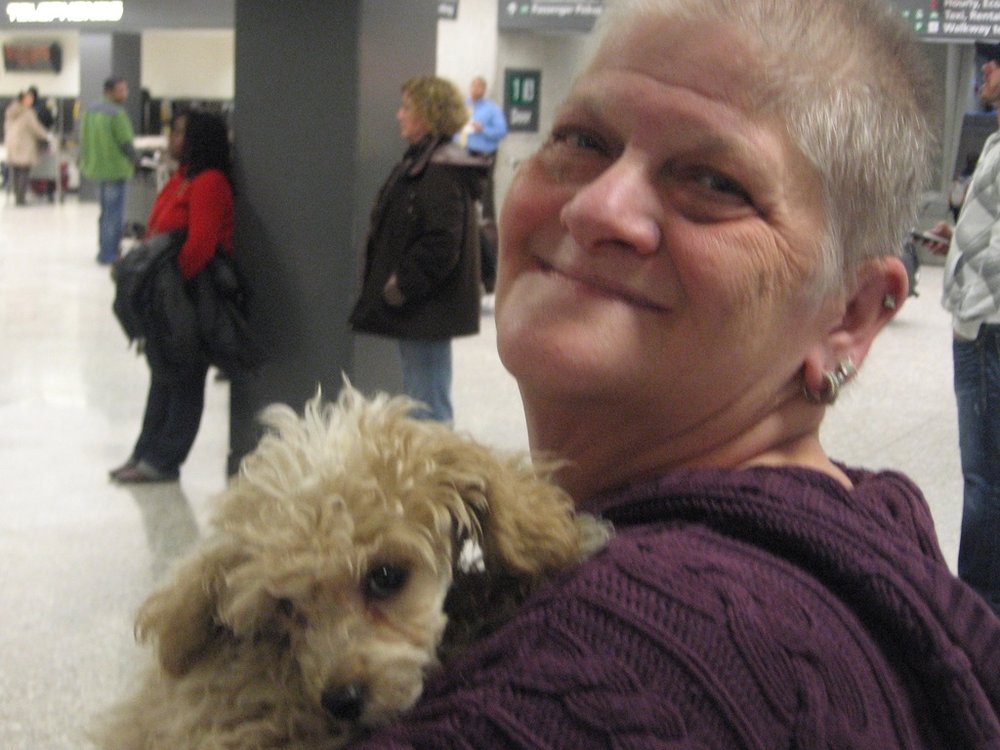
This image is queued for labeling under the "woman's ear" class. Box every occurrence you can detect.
[801,256,907,395]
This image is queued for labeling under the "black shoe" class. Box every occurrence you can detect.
[112,460,178,484]
[108,458,138,480]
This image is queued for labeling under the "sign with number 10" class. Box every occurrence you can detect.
[505,69,541,133]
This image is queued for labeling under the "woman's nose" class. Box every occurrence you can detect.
[559,159,661,255]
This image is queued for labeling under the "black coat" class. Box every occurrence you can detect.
[113,231,265,374]
[350,135,487,340]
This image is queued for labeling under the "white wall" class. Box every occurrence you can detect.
[141,29,234,98]
[436,0,498,95]
[435,0,590,217]
[0,28,234,99]
[436,0,601,213]
[0,30,81,96]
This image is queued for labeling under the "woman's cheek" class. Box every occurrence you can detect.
[498,161,559,280]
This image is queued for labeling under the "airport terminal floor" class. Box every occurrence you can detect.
[0,192,965,748]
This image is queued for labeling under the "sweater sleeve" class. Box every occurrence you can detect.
[177,170,233,280]
[27,109,49,141]
[112,110,137,162]
[348,591,698,748]
[349,519,934,749]
[348,532,743,749]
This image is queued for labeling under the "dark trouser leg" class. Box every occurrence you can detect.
[954,329,1000,617]
[480,154,497,222]
[12,166,31,205]
[478,154,499,291]
[133,363,209,475]
[480,223,498,293]
[132,372,170,462]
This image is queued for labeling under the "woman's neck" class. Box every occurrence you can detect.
[524,389,850,507]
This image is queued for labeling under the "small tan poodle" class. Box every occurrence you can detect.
[92,384,609,750]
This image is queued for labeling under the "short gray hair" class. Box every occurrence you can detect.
[596,0,938,290]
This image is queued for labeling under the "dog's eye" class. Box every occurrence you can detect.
[277,597,295,617]
[364,564,408,601]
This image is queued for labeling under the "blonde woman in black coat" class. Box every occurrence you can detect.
[350,75,488,422]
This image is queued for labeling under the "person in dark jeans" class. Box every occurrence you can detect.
[111,111,234,483]
[79,77,138,264]
[350,76,486,424]
[926,51,1000,618]
[463,76,507,292]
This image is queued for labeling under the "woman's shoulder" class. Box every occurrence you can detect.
[377,524,886,749]
[549,518,833,620]
[430,141,487,167]
[5,103,29,124]
[512,522,835,665]
[189,168,231,187]
[187,169,234,200]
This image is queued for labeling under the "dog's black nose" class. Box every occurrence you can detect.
[322,683,367,721]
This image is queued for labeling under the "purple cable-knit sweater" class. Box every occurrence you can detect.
[352,465,1000,749]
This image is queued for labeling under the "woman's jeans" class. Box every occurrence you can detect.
[132,362,208,476]
[98,179,127,263]
[398,338,453,423]
[954,325,1000,616]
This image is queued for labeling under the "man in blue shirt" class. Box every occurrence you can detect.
[465,76,507,219]
[463,76,507,292]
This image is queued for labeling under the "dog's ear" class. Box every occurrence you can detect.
[450,445,602,579]
[135,537,245,677]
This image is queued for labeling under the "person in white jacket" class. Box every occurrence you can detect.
[926,51,1000,618]
[3,90,50,205]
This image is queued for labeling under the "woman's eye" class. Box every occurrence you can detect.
[668,167,759,223]
[364,564,409,601]
[699,172,751,202]
[551,128,606,153]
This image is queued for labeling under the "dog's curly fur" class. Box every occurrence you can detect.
[91,384,609,750]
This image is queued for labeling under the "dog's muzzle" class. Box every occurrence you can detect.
[322,682,367,722]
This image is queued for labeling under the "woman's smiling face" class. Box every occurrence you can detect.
[496,16,840,457]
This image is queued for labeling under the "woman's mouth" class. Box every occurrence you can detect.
[536,258,668,312]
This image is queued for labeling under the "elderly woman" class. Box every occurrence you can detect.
[350,0,1000,747]
[350,75,487,423]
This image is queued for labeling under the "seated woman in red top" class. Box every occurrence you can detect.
[111,109,234,483]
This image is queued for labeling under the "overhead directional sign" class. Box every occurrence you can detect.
[498,1,602,33]
[438,1,458,20]
[891,0,1000,41]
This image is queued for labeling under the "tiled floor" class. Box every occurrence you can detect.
[0,192,963,748]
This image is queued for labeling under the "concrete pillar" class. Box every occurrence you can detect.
[229,0,437,472]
